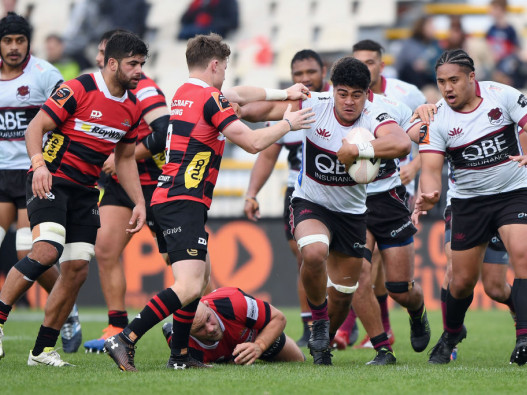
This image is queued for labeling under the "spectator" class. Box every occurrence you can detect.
[177,0,239,40]
[486,0,525,88]
[45,34,80,81]
[395,15,442,89]
[441,16,466,51]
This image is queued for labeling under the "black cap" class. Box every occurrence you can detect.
[0,12,31,42]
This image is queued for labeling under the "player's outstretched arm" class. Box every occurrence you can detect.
[114,141,146,234]
[223,104,314,154]
[244,144,282,221]
[223,83,309,106]
[25,111,57,199]
[415,152,443,213]
[232,305,287,365]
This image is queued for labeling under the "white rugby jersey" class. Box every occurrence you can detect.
[419,81,527,199]
[367,93,412,195]
[382,76,426,196]
[275,85,333,187]
[0,55,63,169]
[292,91,397,214]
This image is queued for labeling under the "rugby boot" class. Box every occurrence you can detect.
[61,304,82,353]
[84,324,123,353]
[510,336,527,366]
[104,335,137,371]
[308,319,332,365]
[409,307,431,352]
[348,321,359,346]
[167,354,213,369]
[332,329,349,350]
[27,347,74,367]
[366,347,396,365]
[428,326,467,364]
[0,324,5,359]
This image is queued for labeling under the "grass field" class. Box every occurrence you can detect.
[1,307,525,394]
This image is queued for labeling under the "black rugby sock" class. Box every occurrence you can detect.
[445,287,473,333]
[171,298,200,358]
[108,310,128,328]
[0,300,12,325]
[127,288,181,342]
[512,279,527,338]
[32,325,60,356]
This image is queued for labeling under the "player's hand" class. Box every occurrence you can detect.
[411,205,426,225]
[410,103,437,124]
[509,154,527,167]
[285,83,309,101]
[231,102,242,118]
[102,153,116,175]
[283,104,315,130]
[32,165,53,199]
[232,342,262,365]
[244,197,260,221]
[414,190,439,213]
[127,203,146,234]
[399,163,417,185]
[336,138,358,168]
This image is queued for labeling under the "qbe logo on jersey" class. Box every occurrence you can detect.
[304,138,355,186]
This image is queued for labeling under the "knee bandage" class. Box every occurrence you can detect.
[33,222,66,256]
[385,280,414,293]
[327,276,359,294]
[0,227,6,245]
[15,227,32,251]
[14,255,53,282]
[59,242,95,263]
[296,234,329,251]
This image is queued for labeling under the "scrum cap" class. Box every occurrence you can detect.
[0,12,31,42]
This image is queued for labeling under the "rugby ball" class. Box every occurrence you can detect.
[345,127,381,184]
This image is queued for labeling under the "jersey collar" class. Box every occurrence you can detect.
[94,71,128,102]
[188,77,210,88]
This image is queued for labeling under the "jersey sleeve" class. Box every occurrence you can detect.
[368,103,397,138]
[238,289,271,331]
[203,89,238,132]
[503,87,527,129]
[40,80,80,126]
[135,78,167,118]
[38,62,64,98]
[418,120,446,154]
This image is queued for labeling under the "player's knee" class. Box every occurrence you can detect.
[14,255,54,282]
[297,234,329,265]
[385,281,414,294]
[328,276,359,295]
[59,242,95,263]
[33,222,66,259]
[15,227,32,251]
[482,281,507,302]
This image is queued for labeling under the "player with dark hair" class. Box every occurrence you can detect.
[410,49,527,365]
[83,29,170,353]
[104,33,314,371]
[244,48,330,347]
[0,31,148,366]
[161,287,305,365]
[239,56,411,366]
[0,12,83,359]
[333,39,429,351]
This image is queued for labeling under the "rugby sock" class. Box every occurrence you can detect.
[377,294,391,332]
[407,303,424,320]
[301,312,312,335]
[339,308,357,334]
[32,325,59,356]
[0,301,12,325]
[370,332,392,352]
[512,279,527,339]
[308,299,329,321]
[108,310,128,328]
[126,288,181,342]
[445,287,473,334]
[171,298,200,358]
[440,287,447,330]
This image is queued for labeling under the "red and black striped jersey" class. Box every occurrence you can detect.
[39,72,141,187]
[112,73,167,186]
[189,287,271,363]
[151,78,238,208]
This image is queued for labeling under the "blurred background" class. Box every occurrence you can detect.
[1,0,525,308]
